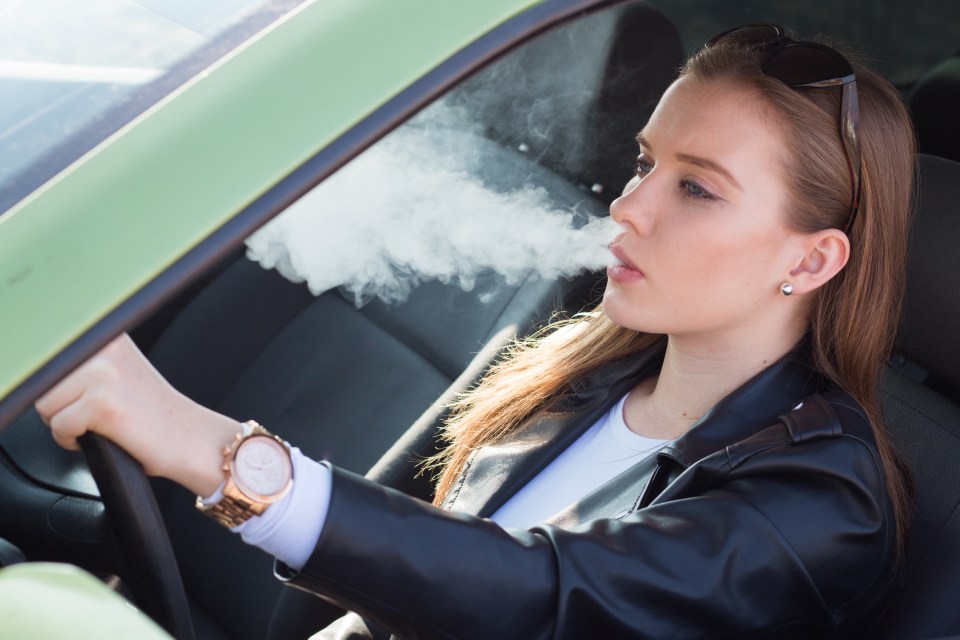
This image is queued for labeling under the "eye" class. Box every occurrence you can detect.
[635,154,654,176]
[679,178,716,201]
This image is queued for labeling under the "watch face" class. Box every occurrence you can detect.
[233,435,293,499]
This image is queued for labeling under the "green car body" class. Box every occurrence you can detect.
[0,0,545,411]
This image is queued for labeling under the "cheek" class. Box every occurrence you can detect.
[603,223,784,332]
[660,221,759,281]
[674,226,784,300]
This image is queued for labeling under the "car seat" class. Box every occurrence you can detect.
[874,153,960,638]
[449,2,683,202]
[147,134,606,640]
[909,53,960,164]
[138,6,685,638]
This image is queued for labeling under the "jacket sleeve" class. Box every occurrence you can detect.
[278,434,894,640]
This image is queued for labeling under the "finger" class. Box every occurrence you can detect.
[47,396,98,451]
[34,352,115,422]
[35,374,87,425]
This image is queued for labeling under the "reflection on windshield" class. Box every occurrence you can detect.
[0,0,302,215]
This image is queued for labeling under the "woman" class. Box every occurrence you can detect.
[35,24,915,638]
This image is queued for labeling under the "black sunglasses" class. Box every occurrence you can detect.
[707,23,861,233]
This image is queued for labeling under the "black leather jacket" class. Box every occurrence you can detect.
[278,342,898,639]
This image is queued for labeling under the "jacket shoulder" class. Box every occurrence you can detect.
[778,389,875,445]
[711,389,895,620]
[723,389,878,473]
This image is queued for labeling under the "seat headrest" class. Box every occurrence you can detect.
[896,153,960,390]
[448,3,684,202]
[909,57,960,163]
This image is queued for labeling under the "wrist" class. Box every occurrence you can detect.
[159,403,242,497]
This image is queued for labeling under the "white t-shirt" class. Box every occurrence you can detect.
[490,393,668,528]
[227,393,668,569]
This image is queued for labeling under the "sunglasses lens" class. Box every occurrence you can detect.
[763,43,853,86]
[708,24,783,48]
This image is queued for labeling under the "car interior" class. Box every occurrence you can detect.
[130,7,686,637]
[1,1,958,638]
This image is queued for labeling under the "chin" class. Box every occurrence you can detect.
[602,286,697,336]
[601,288,658,333]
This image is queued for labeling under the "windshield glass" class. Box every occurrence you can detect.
[0,0,305,215]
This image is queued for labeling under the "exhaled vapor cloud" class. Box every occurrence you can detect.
[244,101,618,306]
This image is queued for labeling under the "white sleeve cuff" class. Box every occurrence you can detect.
[202,447,332,571]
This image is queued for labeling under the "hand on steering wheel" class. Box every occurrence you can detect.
[35,334,243,639]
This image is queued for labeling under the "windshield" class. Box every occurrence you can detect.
[0,0,305,215]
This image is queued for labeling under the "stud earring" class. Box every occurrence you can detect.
[779,282,794,296]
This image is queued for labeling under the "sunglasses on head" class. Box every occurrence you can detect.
[707,23,861,233]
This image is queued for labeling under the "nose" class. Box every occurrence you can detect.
[610,174,655,236]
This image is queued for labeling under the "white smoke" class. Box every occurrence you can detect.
[244,101,619,306]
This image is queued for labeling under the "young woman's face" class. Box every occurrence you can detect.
[604,76,803,339]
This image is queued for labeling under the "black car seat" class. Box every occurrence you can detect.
[450,2,683,202]
[148,134,607,640]
[139,5,685,639]
[874,153,960,638]
[909,52,960,163]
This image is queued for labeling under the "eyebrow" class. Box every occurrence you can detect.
[635,131,743,193]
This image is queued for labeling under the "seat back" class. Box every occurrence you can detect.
[910,55,960,164]
[148,135,606,640]
[877,153,960,637]
[450,2,683,201]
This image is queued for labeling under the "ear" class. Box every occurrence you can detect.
[786,229,850,294]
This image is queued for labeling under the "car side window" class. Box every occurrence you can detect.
[243,3,685,309]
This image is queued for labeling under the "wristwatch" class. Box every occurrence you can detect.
[196,420,294,528]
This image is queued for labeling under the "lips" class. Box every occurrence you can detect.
[609,243,643,275]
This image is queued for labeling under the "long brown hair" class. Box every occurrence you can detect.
[428,37,916,553]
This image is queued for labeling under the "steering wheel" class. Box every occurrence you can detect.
[79,433,195,640]
[0,406,195,638]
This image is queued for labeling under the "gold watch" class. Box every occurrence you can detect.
[196,420,294,528]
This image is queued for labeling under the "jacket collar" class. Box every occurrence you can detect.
[443,344,664,517]
[445,338,823,518]
[661,340,823,469]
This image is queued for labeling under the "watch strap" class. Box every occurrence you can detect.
[197,490,267,529]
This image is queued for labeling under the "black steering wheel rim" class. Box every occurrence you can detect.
[79,433,195,640]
